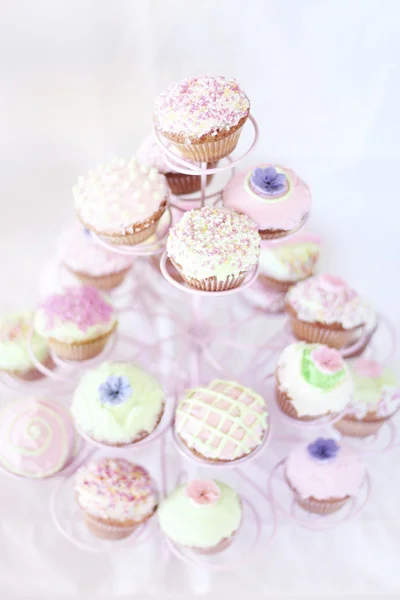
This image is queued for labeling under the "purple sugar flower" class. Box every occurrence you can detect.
[98,375,132,406]
[307,438,339,461]
[250,166,287,195]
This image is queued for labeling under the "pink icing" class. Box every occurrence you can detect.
[310,346,343,373]
[285,441,365,500]
[0,399,75,478]
[40,286,114,332]
[223,164,311,231]
[185,480,221,505]
[176,380,267,460]
[352,359,383,379]
[59,225,133,277]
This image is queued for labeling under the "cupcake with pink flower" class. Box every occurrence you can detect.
[59,224,133,290]
[137,134,215,196]
[275,342,354,421]
[158,479,242,554]
[285,274,369,349]
[334,360,400,437]
[34,286,117,361]
[285,438,365,515]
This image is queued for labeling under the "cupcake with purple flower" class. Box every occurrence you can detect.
[71,362,164,446]
[334,360,400,438]
[285,438,365,514]
[223,164,311,239]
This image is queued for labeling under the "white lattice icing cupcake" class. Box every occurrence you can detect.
[285,274,369,349]
[158,479,242,554]
[154,76,250,162]
[175,380,268,463]
[167,206,260,291]
[334,360,400,437]
[74,157,169,246]
[275,342,354,421]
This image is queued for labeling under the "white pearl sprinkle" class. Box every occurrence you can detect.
[133,190,141,199]
[153,191,161,201]
[143,180,151,190]
[148,167,158,181]
[129,170,138,180]
[137,203,146,213]
[140,164,149,174]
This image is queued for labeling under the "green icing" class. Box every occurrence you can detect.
[301,347,345,391]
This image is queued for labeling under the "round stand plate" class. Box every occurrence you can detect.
[333,417,400,454]
[268,460,371,531]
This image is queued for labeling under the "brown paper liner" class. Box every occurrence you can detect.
[165,170,214,196]
[65,265,131,291]
[78,200,167,247]
[259,213,310,241]
[259,274,294,293]
[49,325,116,361]
[82,506,157,540]
[178,433,263,463]
[275,384,325,421]
[166,126,245,162]
[171,259,247,292]
[5,354,55,381]
[84,406,164,447]
[296,494,350,515]
[285,304,364,349]
[334,415,388,438]
[190,533,236,555]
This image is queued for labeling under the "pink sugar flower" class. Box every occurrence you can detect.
[311,345,343,373]
[320,274,347,288]
[185,480,221,506]
[353,359,383,379]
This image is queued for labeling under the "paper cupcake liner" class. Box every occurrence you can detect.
[334,416,387,438]
[189,533,236,555]
[259,274,294,293]
[275,382,334,422]
[165,171,214,196]
[5,354,54,381]
[49,327,115,361]
[178,433,262,463]
[82,512,141,540]
[168,125,245,162]
[295,493,350,515]
[171,260,247,292]
[287,313,361,349]
[66,266,131,291]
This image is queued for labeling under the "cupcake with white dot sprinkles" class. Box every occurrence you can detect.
[74,457,158,539]
[167,206,260,291]
[74,157,169,246]
[154,76,250,162]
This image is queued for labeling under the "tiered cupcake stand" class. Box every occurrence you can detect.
[1,114,399,570]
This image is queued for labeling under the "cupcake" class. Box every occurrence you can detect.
[275,342,353,421]
[154,76,250,162]
[0,398,76,478]
[258,232,322,292]
[74,157,169,246]
[175,379,268,462]
[285,274,369,349]
[137,134,215,196]
[59,224,133,290]
[334,360,400,437]
[285,438,365,515]
[71,362,164,446]
[167,206,260,291]
[223,164,311,240]
[158,479,242,554]
[0,312,52,380]
[75,457,158,540]
[34,286,117,361]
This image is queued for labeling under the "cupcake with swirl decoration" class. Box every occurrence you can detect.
[334,360,400,438]
[223,164,311,240]
[285,274,369,349]
[154,76,250,162]
[59,224,133,290]
[71,362,164,446]
[158,479,242,553]
[0,312,52,380]
[167,206,260,291]
[34,286,117,361]
[136,134,215,196]
[285,438,365,515]
[275,342,353,421]
[0,398,76,478]
[75,458,158,539]
[74,156,169,246]
[175,380,268,463]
